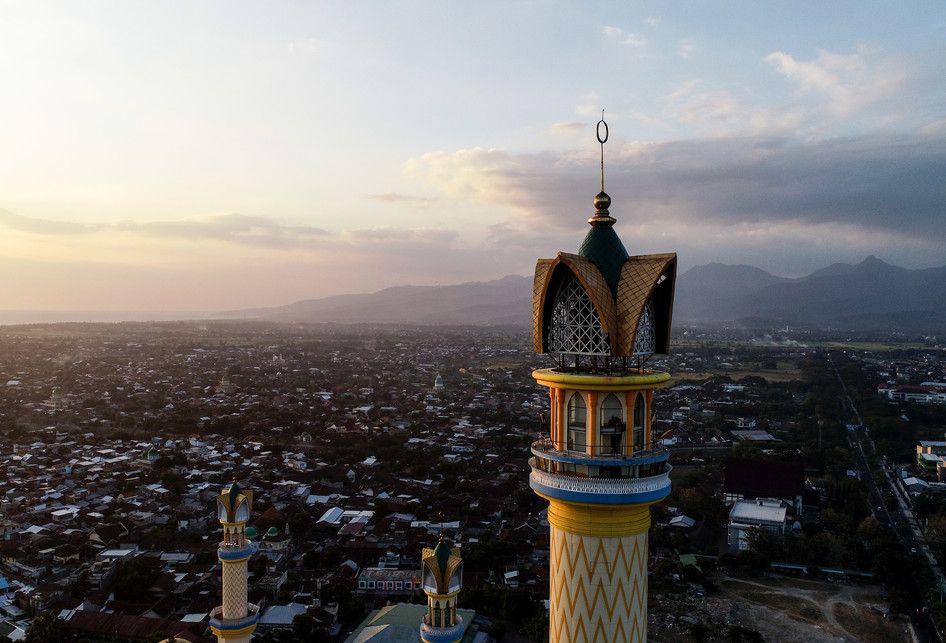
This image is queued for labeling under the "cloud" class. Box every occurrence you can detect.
[764,48,906,117]
[287,38,327,57]
[549,121,586,136]
[0,212,331,249]
[0,209,95,235]
[645,16,660,28]
[365,192,435,208]
[114,214,329,248]
[677,39,695,59]
[602,26,646,48]
[407,133,946,246]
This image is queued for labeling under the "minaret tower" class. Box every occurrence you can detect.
[419,537,465,643]
[209,481,260,643]
[528,113,677,642]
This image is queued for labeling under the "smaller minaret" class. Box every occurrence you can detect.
[209,481,259,643]
[420,536,464,643]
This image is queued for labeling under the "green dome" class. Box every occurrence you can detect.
[244,526,257,539]
[433,539,451,572]
[578,224,628,296]
[266,526,279,537]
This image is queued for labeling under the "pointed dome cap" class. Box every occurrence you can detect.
[579,191,628,295]
[433,536,451,572]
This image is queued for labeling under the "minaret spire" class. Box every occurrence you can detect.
[599,108,607,193]
[590,109,616,227]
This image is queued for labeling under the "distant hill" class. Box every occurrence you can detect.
[674,263,790,323]
[219,257,946,333]
[217,275,533,326]
[679,256,946,332]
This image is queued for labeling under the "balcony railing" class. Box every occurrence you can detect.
[531,437,668,461]
[529,460,671,496]
[209,603,260,632]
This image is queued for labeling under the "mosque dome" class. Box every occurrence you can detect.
[244,526,257,539]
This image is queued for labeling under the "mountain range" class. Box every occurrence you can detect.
[218,257,946,333]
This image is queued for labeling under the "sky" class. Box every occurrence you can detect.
[1,1,945,313]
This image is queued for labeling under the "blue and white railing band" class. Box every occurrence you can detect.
[420,617,465,643]
[217,541,257,561]
[529,460,671,505]
[209,604,260,632]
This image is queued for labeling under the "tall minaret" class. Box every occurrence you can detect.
[209,481,259,643]
[419,537,464,643]
[528,114,677,642]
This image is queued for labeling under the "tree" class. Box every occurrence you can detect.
[293,614,331,643]
[112,556,160,600]
[25,612,74,643]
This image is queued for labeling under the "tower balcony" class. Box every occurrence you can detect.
[420,617,465,643]
[529,442,671,505]
[209,603,260,637]
[217,540,257,562]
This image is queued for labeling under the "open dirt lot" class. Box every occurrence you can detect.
[651,575,911,642]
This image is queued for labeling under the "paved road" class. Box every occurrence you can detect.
[828,352,942,643]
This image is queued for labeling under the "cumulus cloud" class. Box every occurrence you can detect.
[764,48,906,117]
[602,26,646,48]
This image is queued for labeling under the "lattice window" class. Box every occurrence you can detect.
[548,273,610,357]
[633,298,655,357]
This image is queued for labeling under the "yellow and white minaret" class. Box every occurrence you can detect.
[419,537,465,643]
[209,481,260,643]
[528,115,677,642]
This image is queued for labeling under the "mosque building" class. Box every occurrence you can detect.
[528,115,677,642]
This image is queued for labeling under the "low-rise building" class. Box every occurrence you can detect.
[728,498,788,552]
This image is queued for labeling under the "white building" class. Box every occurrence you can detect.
[728,498,788,552]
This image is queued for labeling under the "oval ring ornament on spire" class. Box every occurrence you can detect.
[596,111,608,144]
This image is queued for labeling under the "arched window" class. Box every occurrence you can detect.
[566,393,586,452]
[599,393,625,455]
[633,392,646,452]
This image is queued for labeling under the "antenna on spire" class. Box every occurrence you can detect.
[596,109,609,193]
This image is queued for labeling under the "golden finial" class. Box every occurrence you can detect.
[590,109,615,226]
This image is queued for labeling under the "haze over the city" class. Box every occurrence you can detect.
[2,1,945,313]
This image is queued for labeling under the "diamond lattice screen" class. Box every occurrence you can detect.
[548,273,611,358]
[633,298,655,357]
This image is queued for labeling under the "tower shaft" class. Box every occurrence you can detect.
[530,371,671,643]
[546,502,650,641]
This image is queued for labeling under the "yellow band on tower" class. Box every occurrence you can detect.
[533,368,670,391]
[539,495,654,537]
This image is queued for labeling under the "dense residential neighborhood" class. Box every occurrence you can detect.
[0,321,943,641]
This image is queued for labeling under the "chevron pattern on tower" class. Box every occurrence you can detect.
[548,528,648,643]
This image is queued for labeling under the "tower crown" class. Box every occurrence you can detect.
[532,115,676,371]
[216,481,253,524]
[421,538,463,595]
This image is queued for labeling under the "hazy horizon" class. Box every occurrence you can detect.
[2,2,945,312]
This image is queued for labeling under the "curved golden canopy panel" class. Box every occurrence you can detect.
[615,253,677,356]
